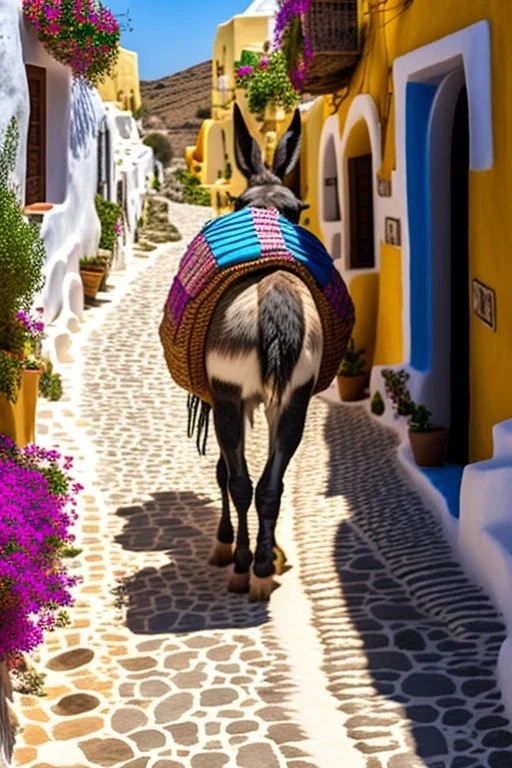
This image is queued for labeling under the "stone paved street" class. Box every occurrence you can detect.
[11,203,512,768]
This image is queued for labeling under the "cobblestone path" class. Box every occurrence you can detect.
[12,203,512,768]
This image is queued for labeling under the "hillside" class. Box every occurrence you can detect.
[140,61,212,160]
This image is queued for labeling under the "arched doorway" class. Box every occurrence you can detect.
[345,119,375,270]
[448,87,470,464]
[407,69,470,463]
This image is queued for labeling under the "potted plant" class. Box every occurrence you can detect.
[79,256,106,301]
[382,369,448,467]
[235,49,300,118]
[0,118,45,412]
[22,0,122,87]
[336,338,367,401]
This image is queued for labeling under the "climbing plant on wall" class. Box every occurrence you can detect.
[22,0,122,86]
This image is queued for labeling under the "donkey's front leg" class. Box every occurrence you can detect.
[252,379,314,602]
[209,454,235,567]
[212,381,253,593]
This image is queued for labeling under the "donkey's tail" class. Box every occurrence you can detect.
[258,272,305,404]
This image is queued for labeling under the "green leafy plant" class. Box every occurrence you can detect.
[11,664,46,697]
[143,132,174,167]
[0,352,23,404]
[371,391,385,416]
[381,368,414,417]
[38,361,63,401]
[152,168,161,192]
[0,118,46,400]
[381,368,435,433]
[338,338,366,377]
[224,154,233,181]
[95,194,122,252]
[80,255,105,272]
[235,49,300,115]
[409,404,434,434]
[176,169,211,206]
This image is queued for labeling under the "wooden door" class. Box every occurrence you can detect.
[25,65,47,205]
[348,153,375,269]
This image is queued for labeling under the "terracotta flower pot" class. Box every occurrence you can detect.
[80,267,105,300]
[337,374,367,402]
[409,427,448,467]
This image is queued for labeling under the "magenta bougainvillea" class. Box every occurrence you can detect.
[22,0,121,86]
[0,436,82,658]
[273,0,312,90]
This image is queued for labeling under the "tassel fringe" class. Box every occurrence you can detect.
[187,394,211,455]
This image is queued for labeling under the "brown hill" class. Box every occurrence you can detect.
[140,61,212,160]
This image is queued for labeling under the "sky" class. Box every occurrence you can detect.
[106,1,253,81]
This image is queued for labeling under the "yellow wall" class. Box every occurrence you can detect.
[98,47,142,112]
[300,0,512,462]
[348,273,379,371]
[373,244,403,366]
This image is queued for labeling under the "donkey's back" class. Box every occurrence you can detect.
[206,269,323,408]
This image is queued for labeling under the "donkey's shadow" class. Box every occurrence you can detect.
[115,490,270,634]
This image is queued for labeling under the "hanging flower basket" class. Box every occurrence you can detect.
[22,0,121,86]
[274,0,361,95]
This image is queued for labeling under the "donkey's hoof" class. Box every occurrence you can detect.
[273,545,288,576]
[228,571,250,593]
[209,541,234,567]
[249,575,275,602]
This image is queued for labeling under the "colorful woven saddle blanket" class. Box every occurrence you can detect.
[160,206,355,404]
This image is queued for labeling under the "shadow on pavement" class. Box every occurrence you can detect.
[115,490,269,634]
[320,403,512,768]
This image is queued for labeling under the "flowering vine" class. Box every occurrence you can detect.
[22,0,121,86]
[273,0,312,90]
[0,436,82,659]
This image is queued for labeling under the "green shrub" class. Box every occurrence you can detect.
[95,194,122,252]
[176,169,211,206]
[337,338,366,377]
[0,118,46,400]
[236,49,300,115]
[39,360,63,402]
[143,132,174,167]
[371,391,385,416]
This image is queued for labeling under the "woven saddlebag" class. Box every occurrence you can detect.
[159,206,355,406]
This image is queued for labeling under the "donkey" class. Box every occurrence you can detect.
[206,104,322,602]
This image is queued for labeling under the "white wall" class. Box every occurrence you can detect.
[39,79,104,328]
[103,103,154,253]
[0,0,30,197]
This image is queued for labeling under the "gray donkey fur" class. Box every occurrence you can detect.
[206,104,322,601]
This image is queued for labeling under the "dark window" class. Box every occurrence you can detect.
[348,153,375,269]
[25,65,47,205]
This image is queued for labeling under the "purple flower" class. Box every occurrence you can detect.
[237,65,254,78]
[259,56,269,70]
[0,436,82,658]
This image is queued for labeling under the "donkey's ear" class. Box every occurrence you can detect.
[273,108,302,180]
[233,103,264,179]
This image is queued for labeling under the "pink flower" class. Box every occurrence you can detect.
[237,65,254,78]
[259,56,269,70]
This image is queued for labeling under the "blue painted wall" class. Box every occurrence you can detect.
[406,82,437,372]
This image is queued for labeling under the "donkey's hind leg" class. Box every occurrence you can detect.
[211,380,253,593]
[251,378,314,602]
[209,454,234,567]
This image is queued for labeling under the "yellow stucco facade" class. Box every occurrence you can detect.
[298,1,512,464]
[98,46,142,112]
